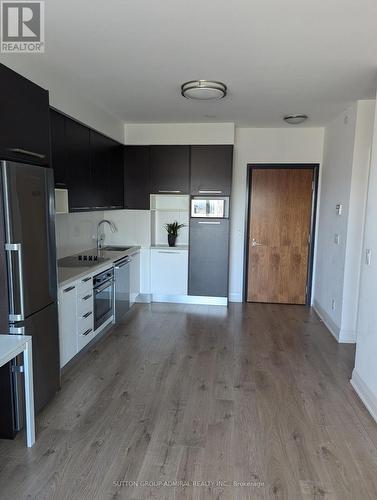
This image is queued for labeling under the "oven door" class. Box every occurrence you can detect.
[94,279,113,330]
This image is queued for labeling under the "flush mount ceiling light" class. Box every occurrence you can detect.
[181,80,227,100]
[284,114,308,125]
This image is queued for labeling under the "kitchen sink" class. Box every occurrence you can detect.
[104,246,131,251]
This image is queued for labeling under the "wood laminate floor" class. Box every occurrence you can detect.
[1,303,377,500]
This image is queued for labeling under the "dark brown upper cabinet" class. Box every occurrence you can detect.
[124,146,150,210]
[0,64,50,166]
[65,119,91,211]
[150,145,190,194]
[50,109,67,187]
[190,145,233,196]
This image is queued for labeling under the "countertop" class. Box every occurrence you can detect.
[57,245,141,288]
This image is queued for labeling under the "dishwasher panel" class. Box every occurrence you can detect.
[114,257,131,323]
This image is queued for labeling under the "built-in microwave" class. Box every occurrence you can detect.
[191,197,229,218]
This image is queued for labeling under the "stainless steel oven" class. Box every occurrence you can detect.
[93,268,114,330]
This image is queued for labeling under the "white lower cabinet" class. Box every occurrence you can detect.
[58,283,78,368]
[150,248,188,295]
[58,274,95,368]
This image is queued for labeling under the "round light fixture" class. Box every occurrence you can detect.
[284,114,308,125]
[181,80,227,100]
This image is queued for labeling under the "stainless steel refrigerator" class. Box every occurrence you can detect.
[0,160,60,439]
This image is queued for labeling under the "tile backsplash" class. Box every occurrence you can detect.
[55,211,105,259]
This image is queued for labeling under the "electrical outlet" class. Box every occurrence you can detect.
[336,203,343,216]
[334,234,340,245]
[331,299,336,311]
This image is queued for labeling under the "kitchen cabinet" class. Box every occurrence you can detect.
[90,131,124,210]
[190,145,233,196]
[150,146,190,194]
[130,251,141,305]
[50,110,123,211]
[58,283,78,368]
[151,248,188,295]
[65,118,92,211]
[0,63,50,166]
[50,109,67,187]
[58,274,95,367]
[124,146,151,209]
[188,219,229,297]
[76,277,94,350]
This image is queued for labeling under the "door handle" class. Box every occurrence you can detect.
[251,238,263,247]
[5,243,25,321]
[198,190,223,194]
[158,190,182,193]
[7,148,46,160]
[197,221,221,225]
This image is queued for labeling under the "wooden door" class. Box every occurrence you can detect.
[247,168,314,304]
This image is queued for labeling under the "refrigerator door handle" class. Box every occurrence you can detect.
[5,243,25,322]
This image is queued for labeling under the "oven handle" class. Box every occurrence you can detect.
[94,279,114,294]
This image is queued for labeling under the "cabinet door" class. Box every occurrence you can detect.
[130,252,140,305]
[50,110,67,187]
[151,249,188,295]
[190,145,233,195]
[0,64,50,166]
[124,146,150,209]
[58,283,78,368]
[90,130,109,209]
[65,118,91,211]
[150,146,189,194]
[188,219,229,297]
[107,140,124,209]
[90,131,123,210]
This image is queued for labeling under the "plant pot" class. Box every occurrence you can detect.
[168,234,177,247]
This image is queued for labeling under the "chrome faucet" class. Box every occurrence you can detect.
[97,219,117,250]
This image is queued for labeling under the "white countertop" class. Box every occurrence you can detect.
[57,245,141,288]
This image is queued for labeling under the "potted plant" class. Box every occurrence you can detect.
[164,221,185,247]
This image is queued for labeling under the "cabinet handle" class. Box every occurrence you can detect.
[82,294,92,301]
[82,277,91,283]
[8,148,46,160]
[197,221,221,225]
[157,251,181,254]
[82,328,93,336]
[198,190,223,194]
[71,207,91,210]
[63,285,75,293]
[55,182,67,187]
[82,311,92,318]
[158,190,182,193]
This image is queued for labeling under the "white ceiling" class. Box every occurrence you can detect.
[5,0,377,126]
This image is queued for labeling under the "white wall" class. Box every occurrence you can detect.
[125,123,235,145]
[229,127,324,301]
[55,211,104,259]
[0,57,124,142]
[351,93,377,423]
[313,101,375,342]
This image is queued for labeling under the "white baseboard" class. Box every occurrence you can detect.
[312,300,340,342]
[152,294,228,306]
[351,370,377,424]
[135,293,152,303]
[339,328,357,344]
[229,292,243,303]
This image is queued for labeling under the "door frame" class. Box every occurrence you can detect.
[243,163,320,305]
